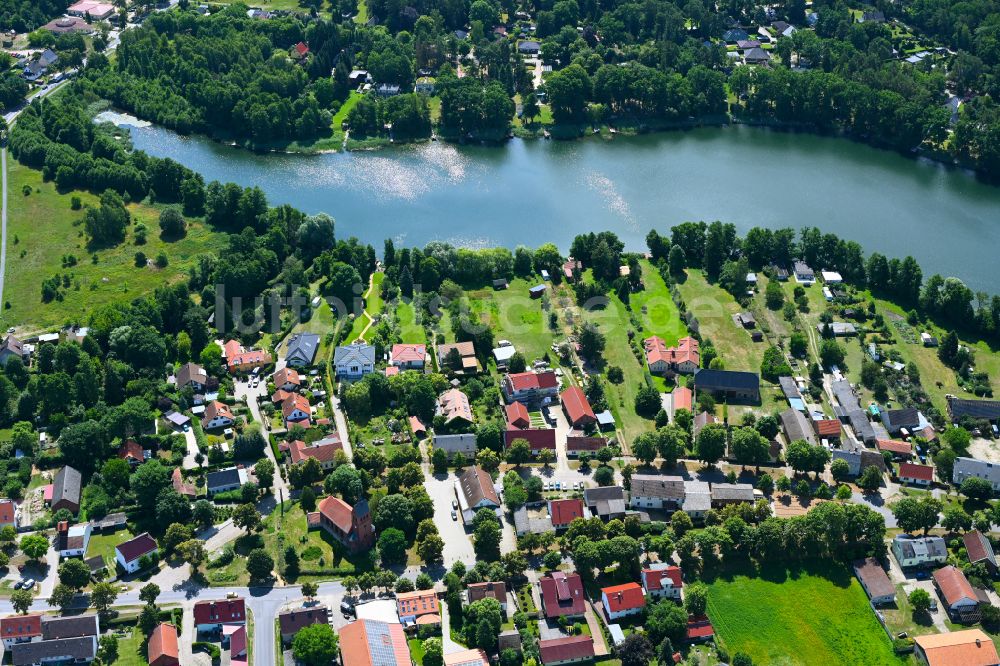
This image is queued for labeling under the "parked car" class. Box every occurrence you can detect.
[451,510,458,521]
[451,499,458,510]
[22,579,34,589]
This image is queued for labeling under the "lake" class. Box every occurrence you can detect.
[122,120,1000,292]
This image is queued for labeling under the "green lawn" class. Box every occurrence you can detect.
[394,300,427,345]
[85,528,135,569]
[676,270,763,373]
[408,638,426,665]
[705,560,903,666]
[109,627,146,666]
[263,500,376,583]
[631,259,687,343]
[466,277,557,362]
[346,272,385,343]
[4,161,227,333]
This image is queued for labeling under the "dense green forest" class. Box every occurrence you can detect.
[0,0,69,33]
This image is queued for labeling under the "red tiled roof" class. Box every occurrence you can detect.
[409,416,426,435]
[878,439,913,455]
[643,566,682,591]
[148,623,179,666]
[295,41,309,56]
[318,496,355,533]
[384,366,400,377]
[672,386,692,412]
[339,620,409,666]
[914,629,999,666]
[1,614,41,640]
[439,388,474,423]
[396,590,439,618]
[467,582,507,605]
[282,393,311,420]
[814,419,842,438]
[0,499,16,525]
[271,389,291,404]
[278,606,329,637]
[171,468,196,498]
[506,371,559,392]
[934,565,977,607]
[193,599,245,625]
[686,615,715,639]
[549,499,585,527]
[118,440,143,462]
[644,336,700,368]
[204,400,234,422]
[505,402,530,429]
[116,532,158,564]
[290,436,342,465]
[566,435,605,452]
[964,531,994,566]
[504,428,556,450]
[561,386,596,426]
[602,582,646,613]
[540,572,585,618]
[899,462,933,482]
[539,635,594,665]
[273,367,300,388]
[391,344,425,364]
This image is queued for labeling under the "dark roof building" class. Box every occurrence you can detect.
[285,333,321,366]
[278,606,330,642]
[692,369,760,403]
[964,530,998,571]
[948,396,1000,422]
[584,486,626,520]
[51,466,82,514]
[12,637,96,666]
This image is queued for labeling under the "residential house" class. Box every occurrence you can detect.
[171,468,196,499]
[711,483,755,507]
[396,590,440,627]
[562,259,582,281]
[538,636,594,666]
[272,367,301,392]
[723,28,749,42]
[437,342,480,374]
[831,448,886,477]
[315,497,375,553]
[644,336,700,376]
[934,565,980,622]
[433,433,477,460]
[456,467,501,522]
[953,457,1000,490]
[601,583,646,620]
[444,649,489,666]
[1,614,41,648]
[410,417,427,440]
[671,386,693,416]
[334,344,376,380]
[415,77,436,94]
[390,343,426,370]
[566,435,605,457]
[193,599,246,633]
[781,408,817,445]
[548,499,585,531]
[206,467,248,495]
[177,362,208,391]
[505,402,530,429]
[504,428,556,455]
[12,637,96,666]
[284,333,320,367]
[115,532,158,574]
[682,481,712,521]
[438,388,474,426]
[914,629,999,666]
[892,534,947,568]
[794,261,815,283]
[0,499,18,530]
[148,623,179,666]
[56,521,91,558]
[201,401,235,430]
[629,474,685,510]
[744,46,771,63]
[67,1,116,20]
[584,486,626,521]
[51,466,82,514]
[560,386,596,429]
[692,369,760,403]
[513,506,553,536]
[467,582,507,612]
[118,440,145,467]
[642,565,683,600]
[278,606,330,644]
[963,531,998,573]
[693,411,716,438]
[517,40,541,55]
[281,393,312,427]
[493,343,517,371]
[502,371,559,404]
[222,340,271,374]
[853,558,896,605]
[338,620,410,666]
[882,408,920,435]
[899,462,934,486]
[539,572,586,619]
[814,418,842,442]
[289,436,342,470]
[818,322,858,337]
[687,615,715,642]
[877,439,913,459]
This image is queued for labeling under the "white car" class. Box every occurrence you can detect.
[543,482,551,491]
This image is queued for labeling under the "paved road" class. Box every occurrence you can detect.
[423,473,475,567]
[233,375,289,501]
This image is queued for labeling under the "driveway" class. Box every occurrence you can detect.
[852,492,898,528]
[182,427,200,469]
[232,376,288,499]
[423,473,474,567]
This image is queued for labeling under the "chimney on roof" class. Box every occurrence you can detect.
[57,521,68,534]
[977,639,982,647]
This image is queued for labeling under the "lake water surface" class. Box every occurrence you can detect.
[122,121,1000,292]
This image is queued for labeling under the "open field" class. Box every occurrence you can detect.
[676,271,763,373]
[705,560,902,666]
[347,272,385,343]
[630,260,687,343]
[467,277,557,362]
[108,627,146,666]
[4,162,227,333]
[394,300,427,345]
[85,528,136,569]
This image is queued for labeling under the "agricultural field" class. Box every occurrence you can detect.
[3,162,226,334]
[705,560,902,666]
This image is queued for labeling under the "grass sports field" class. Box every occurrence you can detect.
[705,560,902,666]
